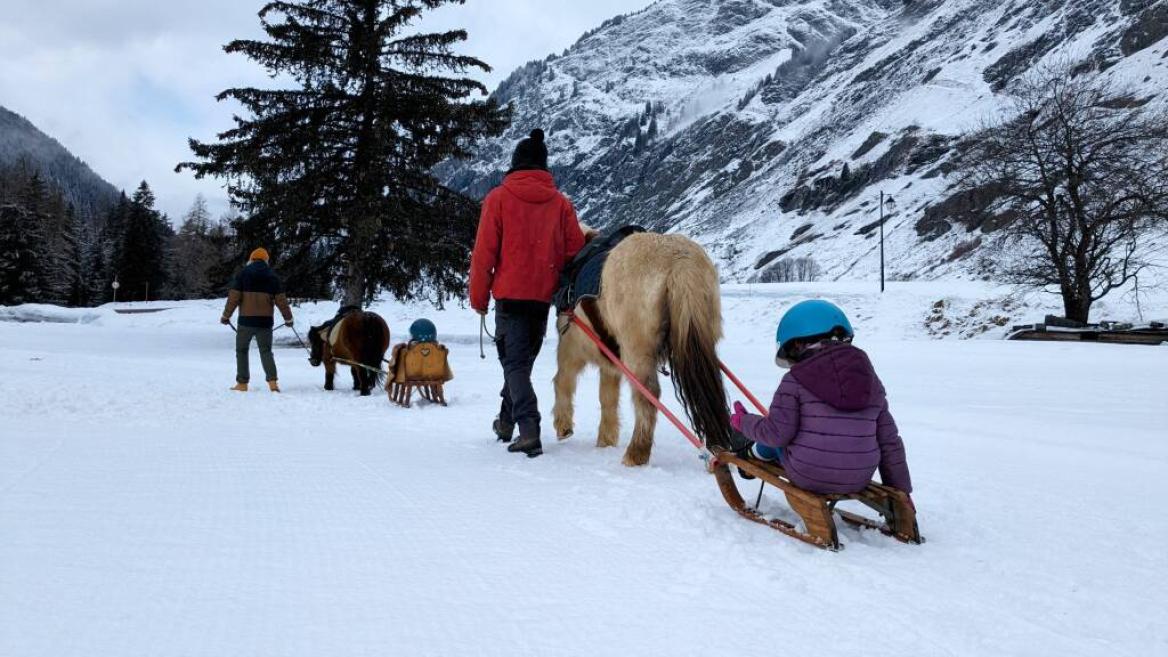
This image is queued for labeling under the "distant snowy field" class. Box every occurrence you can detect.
[2,282,1166,656]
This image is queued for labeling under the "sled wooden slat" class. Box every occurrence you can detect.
[387,380,447,408]
[712,450,923,550]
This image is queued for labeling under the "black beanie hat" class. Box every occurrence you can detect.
[509,129,548,172]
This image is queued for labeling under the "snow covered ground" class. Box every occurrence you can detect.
[2,283,1166,656]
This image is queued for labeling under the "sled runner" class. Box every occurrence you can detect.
[711,449,923,551]
[387,341,453,408]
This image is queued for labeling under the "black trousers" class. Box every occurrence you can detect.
[495,300,550,439]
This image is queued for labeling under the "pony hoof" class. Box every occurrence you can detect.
[557,429,574,441]
[622,452,650,467]
[597,436,619,449]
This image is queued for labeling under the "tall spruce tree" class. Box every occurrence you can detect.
[87,225,114,304]
[114,182,171,302]
[178,0,510,305]
[0,204,48,305]
[16,172,57,300]
[58,204,86,306]
[171,195,222,299]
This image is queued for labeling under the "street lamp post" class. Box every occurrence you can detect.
[879,192,896,293]
[111,277,120,303]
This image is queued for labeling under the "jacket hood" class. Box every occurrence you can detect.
[791,343,878,411]
[502,170,559,204]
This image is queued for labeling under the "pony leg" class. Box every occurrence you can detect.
[324,358,336,391]
[552,348,586,440]
[351,367,361,391]
[597,367,621,448]
[623,357,660,467]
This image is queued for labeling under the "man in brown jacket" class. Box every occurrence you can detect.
[221,248,294,392]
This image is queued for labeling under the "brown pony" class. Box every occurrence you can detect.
[552,232,731,466]
[308,310,391,396]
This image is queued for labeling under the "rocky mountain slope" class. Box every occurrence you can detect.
[441,0,1168,283]
[0,105,120,221]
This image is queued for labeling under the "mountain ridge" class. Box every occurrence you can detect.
[0,105,121,221]
[441,0,1168,283]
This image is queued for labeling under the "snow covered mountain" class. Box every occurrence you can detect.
[0,105,120,222]
[441,0,1168,283]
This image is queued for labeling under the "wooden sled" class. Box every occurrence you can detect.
[387,341,453,408]
[712,449,923,551]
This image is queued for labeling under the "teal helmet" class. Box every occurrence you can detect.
[410,318,437,342]
[776,300,854,358]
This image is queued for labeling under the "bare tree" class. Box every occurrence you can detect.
[960,68,1168,323]
[758,256,821,283]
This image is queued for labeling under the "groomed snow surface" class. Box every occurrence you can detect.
[2,283,1166,656]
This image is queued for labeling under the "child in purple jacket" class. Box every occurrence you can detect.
[729,300,913,497]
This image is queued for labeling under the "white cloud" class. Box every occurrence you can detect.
[0,0,653,221]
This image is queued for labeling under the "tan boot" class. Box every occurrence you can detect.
[268,381,281,393]
[230,383,248,392]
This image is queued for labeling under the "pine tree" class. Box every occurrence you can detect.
[114,182,171,302]
[58,204,86,306]
[100,192,131,292]
[85,225,111,305]
[178,0,510,305]
[16,173,57,300]
[171,195,221,299]
[0,204,48,305]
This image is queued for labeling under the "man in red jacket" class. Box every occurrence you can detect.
[470,128,586,458]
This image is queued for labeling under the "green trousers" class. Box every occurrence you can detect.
[236,325,277,383]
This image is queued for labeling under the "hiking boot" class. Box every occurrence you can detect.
[493,417,515,443]
[230,383,248,392]
[268,381,281,393]
[507,434,543,458]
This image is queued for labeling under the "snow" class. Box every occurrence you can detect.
[2,285,1167,656]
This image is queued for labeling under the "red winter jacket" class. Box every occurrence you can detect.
[469,170,585,312]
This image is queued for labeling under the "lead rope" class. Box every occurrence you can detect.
[479,314,496,360]
[288,324,313,358]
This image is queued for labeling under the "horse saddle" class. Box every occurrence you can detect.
[325,317,346,347]
[317,305,362,347]
[553,225,645,313]
[392,342,453,383]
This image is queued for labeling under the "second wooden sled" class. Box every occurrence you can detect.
[387,341,453,408]
[712,448,924,551]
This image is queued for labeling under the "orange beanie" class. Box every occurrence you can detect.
[249,248,270,262]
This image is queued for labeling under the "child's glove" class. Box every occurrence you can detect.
[729,401,747,432]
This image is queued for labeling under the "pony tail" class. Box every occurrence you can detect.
[358,312,389,390]
[666,252,731,449]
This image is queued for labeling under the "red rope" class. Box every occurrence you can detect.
[719,361,768,415]
[568,313,709,454]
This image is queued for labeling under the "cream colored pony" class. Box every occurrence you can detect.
[552,232,731,466]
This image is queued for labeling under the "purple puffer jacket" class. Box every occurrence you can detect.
[738,343,912,495]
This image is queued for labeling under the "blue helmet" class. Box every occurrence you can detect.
[776,300,854,356]
[410,318,437,342]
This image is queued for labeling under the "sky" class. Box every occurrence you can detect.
[0,0,654,222]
